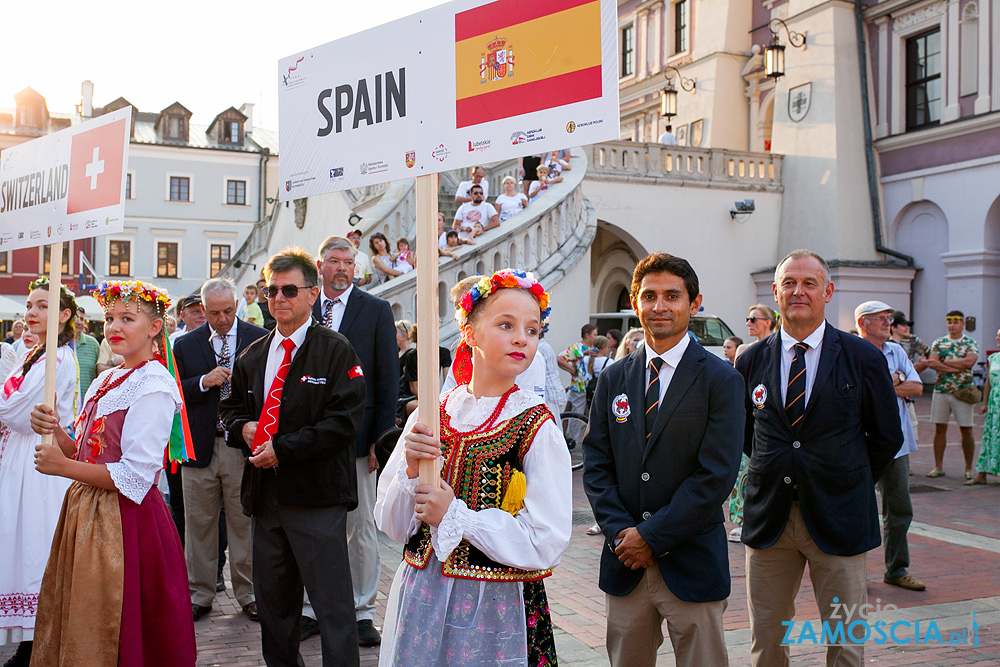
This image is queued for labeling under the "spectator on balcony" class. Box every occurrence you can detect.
[454,165,489,203]
[544,150,572,177]
[520,154,542,198]
[370,233,403,285]
[346,229,373,287]
[528,165,563,203]
[495,176,529,223]
[453,184,499,240]
[395,319,413,358]
[392,238,415,274]
[659,125,679,146]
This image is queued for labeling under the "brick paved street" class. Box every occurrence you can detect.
[4,393,999,665]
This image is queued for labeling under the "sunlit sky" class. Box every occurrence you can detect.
[1,0,446,131]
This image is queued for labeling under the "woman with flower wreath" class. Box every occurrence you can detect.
[28,280,196,666]
[0,277,78,667]
[375,269,572,666]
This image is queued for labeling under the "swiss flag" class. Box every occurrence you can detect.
[66,119,126,214]
[348,365,364,379]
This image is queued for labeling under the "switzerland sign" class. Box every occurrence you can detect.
[278,0,620,200]
[0,107,129,250]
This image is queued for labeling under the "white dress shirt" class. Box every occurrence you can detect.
[199,324,238,392]
[643,331,691,404]
[320,284,354,332]
[264,319,310,390]
[778,321,826,407]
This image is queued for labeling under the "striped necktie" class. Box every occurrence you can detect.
[323,299,335,329]
[785,342,809,430]
[645,357,665,440]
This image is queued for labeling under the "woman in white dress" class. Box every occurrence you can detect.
[375,269,572,666]
[0,278,77,667]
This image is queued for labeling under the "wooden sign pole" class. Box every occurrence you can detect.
[40,241,63,447]
[415,174,441,487]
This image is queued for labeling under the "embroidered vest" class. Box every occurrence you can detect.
[404,401,553,582]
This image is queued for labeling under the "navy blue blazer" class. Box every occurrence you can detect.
[735,324,903,556]
[173,319,268,468]
[583,340,745,602]
[312,288,398,457]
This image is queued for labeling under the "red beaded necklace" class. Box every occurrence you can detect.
[90,358,154,405]
[441,383,520,439]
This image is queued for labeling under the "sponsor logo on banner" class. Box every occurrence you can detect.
[431,144,451,162]
[285,173,318,193]
[66,119,126,214]
[47,226,52,238]
[467,138,490,153]
[510,131,527,145]
[282,56,307,90]
[329,167,344,179]
[575,118,605,129]
[566,121,576,133]
[285,180,292,192]
[70,222,79,231]
[481,36,515,83]
[85,221,98,230]
[17,233,24,240]
[30,230,42,239]
[359,159,389,176]
[518,128,546,143]
[405,151,416,168]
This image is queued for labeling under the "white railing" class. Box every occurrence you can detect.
[587,141,783,191]
[370,150,594,347]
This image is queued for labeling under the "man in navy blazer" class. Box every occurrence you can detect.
[174,278,268,622]
[310,235,398,646]
[735,250,902,667]
[584,253,745,667]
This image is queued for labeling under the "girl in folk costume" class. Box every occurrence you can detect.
[28,280,196,666]
[375,269,572,667]
[0,278,77,667]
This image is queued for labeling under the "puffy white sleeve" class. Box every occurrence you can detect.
[106,391,174,504]
[374,409,426,543]
[433,418,572,571]
[0,346,77,434]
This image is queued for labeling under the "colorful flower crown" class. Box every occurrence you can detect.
[456,269,551,332]
[28,276,79,312]
[93,280,171,313]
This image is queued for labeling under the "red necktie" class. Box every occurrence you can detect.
[254,338,295,450]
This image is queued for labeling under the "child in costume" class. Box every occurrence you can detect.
[375,269,572,666]
[0,278,78,667]
[28,280,196,666]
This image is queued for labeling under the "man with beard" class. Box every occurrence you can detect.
[307,235,397,646]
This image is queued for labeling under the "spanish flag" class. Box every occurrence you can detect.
[455,0,603,129]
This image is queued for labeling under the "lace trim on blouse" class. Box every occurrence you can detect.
[85,364,182,420]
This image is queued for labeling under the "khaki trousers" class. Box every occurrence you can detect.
[746,502,867,667]
[606,563,729,667]
[183,437,254,607]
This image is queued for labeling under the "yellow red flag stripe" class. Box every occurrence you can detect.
[455,65,602,128]
[454,0,597,42]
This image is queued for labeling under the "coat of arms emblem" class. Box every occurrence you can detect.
[405,151,416,168]
[752,384,768,409]
[481,36,514,83]
[612,393,631,423]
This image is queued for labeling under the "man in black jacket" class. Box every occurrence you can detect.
[735,250,902,667]
[222,248,366,667]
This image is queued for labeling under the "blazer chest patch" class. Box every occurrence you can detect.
[612,393,631,422]
[752,384,767,409]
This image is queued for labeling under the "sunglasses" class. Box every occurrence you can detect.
[746,316,768,324]
[946,316,964,323]
[265,284,313,299]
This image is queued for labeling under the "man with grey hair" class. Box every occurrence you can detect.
[735,250,902,667]
[174,277,268,622]
[309,235,398,647]
[855,300,925,591]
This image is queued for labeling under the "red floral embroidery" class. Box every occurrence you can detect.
[0,593,38,617]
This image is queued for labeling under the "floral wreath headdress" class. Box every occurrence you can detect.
[28,276,79,313]
[92,280,171,316]
[456,269,551,333]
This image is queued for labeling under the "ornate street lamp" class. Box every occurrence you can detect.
[764,18,807,80]
[659,66,696,118]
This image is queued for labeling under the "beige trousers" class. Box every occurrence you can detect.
[183,437,254,607]
[606,563,729,667]
[745,502,867,667]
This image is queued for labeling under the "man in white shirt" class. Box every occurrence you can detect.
[855,300,925,592]
[659,125,679,146]
[454,165,489,203]
[453,184,499,239]
[346,229,372,287]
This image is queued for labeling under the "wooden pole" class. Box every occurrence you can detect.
[40,241,63,447]
[415,174,441,487]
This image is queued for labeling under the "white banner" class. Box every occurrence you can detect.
[0,107,130,251]
[278,0,620,201]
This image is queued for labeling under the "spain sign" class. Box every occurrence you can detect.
[278,0,619,200]
[0,107,129,250]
